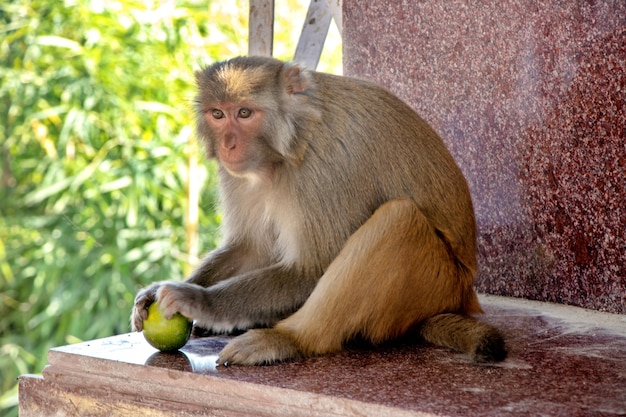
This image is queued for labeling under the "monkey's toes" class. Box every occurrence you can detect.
[217,329,303,366]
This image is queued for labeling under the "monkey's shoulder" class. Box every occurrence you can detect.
[311,72,416,116]
[313,72,390,95]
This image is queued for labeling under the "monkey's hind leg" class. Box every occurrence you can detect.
[218,199,484,365]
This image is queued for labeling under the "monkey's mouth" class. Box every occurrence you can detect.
[221,160,276,184]
[217,148,247,170]
[220,158,250,174]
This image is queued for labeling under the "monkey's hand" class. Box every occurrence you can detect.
[131,281,205,332]
[131,282,162,332]
[156,281,207,323]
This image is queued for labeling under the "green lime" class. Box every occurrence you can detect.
[142,301,192,352]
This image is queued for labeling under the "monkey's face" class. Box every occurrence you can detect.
[203,101,282,180]
[195,57,321,182]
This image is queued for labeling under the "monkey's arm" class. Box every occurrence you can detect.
[131,243,256,331]
[131,241,319,333]
[157,263,318,333]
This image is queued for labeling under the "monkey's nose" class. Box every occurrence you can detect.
[222,136,237,150]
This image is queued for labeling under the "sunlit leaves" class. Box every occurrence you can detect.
[0,1,220,415]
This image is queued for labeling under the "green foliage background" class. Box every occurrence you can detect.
[0,1,341,415]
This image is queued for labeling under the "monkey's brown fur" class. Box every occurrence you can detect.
[131,56,507,365]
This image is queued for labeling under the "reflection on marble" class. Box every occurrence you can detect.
[342,1,625,313]
[145,351,194,372]
[42,297,626,416]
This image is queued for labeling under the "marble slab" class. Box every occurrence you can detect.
[19,296,626,416]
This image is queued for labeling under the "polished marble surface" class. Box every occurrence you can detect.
[342,1,626,314]
[39,297,626,416]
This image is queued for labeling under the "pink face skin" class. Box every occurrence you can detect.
[205,102,266,175]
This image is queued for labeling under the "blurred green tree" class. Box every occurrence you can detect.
[0,1,341,415]
[0,1,222,414]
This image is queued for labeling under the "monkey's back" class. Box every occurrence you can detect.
[298,71,477,271]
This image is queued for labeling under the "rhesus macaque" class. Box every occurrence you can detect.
[131,56,506,365]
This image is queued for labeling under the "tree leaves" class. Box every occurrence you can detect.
[0,1,222,415]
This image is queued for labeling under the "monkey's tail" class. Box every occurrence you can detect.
[417,313,507,362]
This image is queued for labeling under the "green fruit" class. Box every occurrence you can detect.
[142,301,192,352]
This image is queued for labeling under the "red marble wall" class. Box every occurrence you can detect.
[342,1,625,313]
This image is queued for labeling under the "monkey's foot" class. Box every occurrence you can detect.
[217,329,304,366]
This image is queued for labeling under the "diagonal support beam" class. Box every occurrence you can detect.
[293,0,333,69]
[248,0,343,70]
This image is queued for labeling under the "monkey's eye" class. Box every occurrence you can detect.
[211,109,224,119]
[238,108,252,118]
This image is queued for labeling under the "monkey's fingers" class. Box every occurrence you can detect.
[130,305,148,332]
[156,282,202,321]
[130,283,161,331]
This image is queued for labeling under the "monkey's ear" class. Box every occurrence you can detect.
[282,64,310,95]
[194,70,206,93]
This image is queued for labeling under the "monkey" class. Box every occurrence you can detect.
[131,56,507,365]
